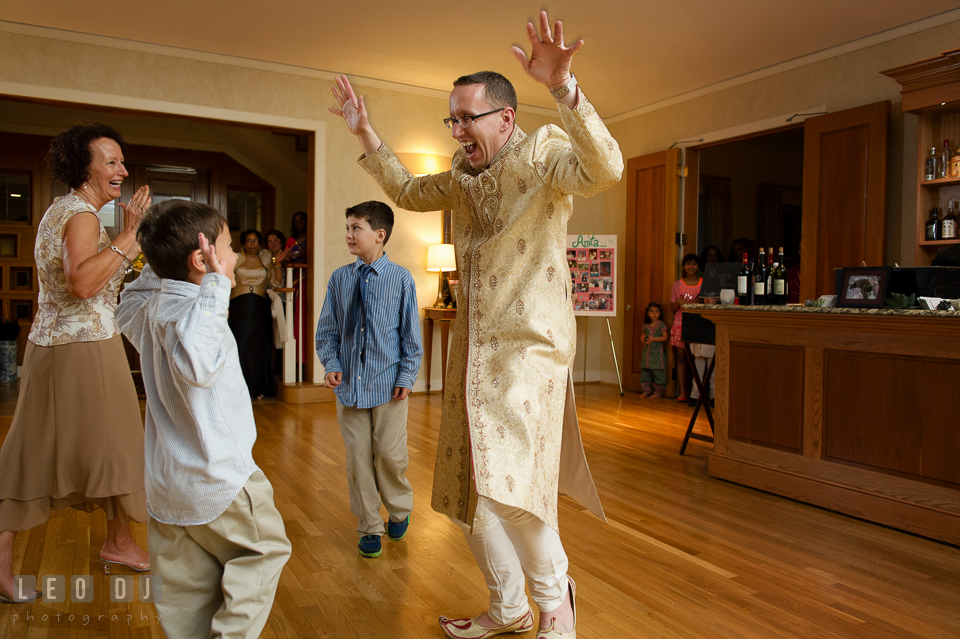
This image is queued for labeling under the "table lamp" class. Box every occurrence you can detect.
[427,243,457,308]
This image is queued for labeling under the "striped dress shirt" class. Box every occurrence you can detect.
[316,254,423,409]
[116,266,260,526]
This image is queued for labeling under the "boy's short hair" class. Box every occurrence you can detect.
[138,200,226,281]
[346,201,395,245]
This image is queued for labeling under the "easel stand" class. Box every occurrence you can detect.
[577,316,624,396]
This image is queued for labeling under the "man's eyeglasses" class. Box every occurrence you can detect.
[443,108,505,129]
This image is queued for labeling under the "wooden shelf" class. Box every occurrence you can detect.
[919,239,960,247]
[883,49,960,265]
[921,176,960,187]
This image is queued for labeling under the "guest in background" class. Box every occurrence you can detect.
[700,245,724,268]
[265,228,288,285]
[284,212,310,368]
[727,237,754,264]
[689,245,723,406]
[284,212,308,265]
[639,303,668,399]
[265,229,289,375]
[670,253,703,403]
[229,229,278,399]
[0,123,151,602]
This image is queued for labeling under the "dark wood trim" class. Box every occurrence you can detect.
[881,48,960,113]
[0,93,312,135]
[800,101,890,301]
[710,452,960,546]
[693,306,960,546]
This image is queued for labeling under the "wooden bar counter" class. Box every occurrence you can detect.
[685,304,960,545]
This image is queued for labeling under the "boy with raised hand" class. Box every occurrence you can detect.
[116,200,291,639]
[316,200,423,558]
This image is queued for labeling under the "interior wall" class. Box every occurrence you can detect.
[580,19,960,387]
[0,99,311,234]
[0,25,564,391]
[3,19,956,390]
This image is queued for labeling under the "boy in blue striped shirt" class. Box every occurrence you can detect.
[316,200,423,558]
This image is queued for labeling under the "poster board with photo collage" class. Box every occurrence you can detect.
[566,235,616,317]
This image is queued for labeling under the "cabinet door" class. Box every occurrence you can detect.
[800,101,890,301]
[624,149,681,393]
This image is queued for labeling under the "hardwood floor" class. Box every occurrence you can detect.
[1,385,958,638]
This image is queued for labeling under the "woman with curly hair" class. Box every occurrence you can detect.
[0,123,152,602]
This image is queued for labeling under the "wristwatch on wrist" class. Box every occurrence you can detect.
[550,74,578,100]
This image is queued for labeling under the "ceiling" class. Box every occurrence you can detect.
[2,1,960,118]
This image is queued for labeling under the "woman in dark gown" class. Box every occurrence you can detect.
[228,229,278,399]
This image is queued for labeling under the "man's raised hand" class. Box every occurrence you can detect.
[511,10,583,90]
[329,75,368,135]
[329,75,383,156]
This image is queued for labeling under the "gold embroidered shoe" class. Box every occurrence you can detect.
[439,609,534,639]
[537,577,577,639]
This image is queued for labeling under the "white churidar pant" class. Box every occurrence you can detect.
[451,496,569,625]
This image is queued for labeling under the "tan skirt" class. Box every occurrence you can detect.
[0,336,147,531]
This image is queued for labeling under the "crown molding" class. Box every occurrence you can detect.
[3,9,959,124]
[0,20,560,117]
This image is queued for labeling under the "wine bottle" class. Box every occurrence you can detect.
[941,140,951,179]
[925,147,938,181]
[944,201,957,240]
[737,252,751,305]
[951,144,960,178]
[766,247,774,300]
[926,207,941,241]
[752,247,767,305]
[772,247,787,305]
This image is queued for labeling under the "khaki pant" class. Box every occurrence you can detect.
[336,399,413,536]
[452,497,569,625]
[148,471,291,639]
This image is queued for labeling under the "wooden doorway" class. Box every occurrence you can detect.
[681,102,889,303]
[626,101,890,399]
[799,101,890,301]
[623,149,681,394]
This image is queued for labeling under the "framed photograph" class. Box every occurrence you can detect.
[838,267,892,308]
[447,279,460,308]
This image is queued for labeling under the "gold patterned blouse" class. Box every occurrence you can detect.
[29,194,125,346]
[230,249,275,299]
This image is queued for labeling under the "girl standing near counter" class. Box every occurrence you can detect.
[670,254,702,402]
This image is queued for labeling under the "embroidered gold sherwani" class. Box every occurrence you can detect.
[360,93,622,531]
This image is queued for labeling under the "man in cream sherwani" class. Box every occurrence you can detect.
[330,11,622,639]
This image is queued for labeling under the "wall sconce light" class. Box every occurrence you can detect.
[427,243,457,308]
[395,153,451,176]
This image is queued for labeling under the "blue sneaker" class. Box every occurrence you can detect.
[358,535,382,558]
[387,515,409,541]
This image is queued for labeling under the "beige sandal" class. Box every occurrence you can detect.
[439,609,535,639]
[537,576,577,639]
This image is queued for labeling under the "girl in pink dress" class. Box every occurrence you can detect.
[670,254,702,402]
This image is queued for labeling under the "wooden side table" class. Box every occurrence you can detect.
[423,306,457,396]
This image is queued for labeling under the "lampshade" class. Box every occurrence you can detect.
[427,243,456,272]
